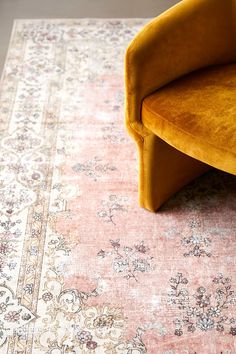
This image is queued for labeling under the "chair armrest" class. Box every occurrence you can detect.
[125,0,236,142]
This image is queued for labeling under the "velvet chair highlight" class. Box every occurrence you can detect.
[125,0,236,212]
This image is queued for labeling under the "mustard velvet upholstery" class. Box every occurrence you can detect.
[142,64,236,175]
[125,0,236,212]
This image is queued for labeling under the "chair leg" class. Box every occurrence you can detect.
[138,133,211,212]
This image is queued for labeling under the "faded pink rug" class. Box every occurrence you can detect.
[0,19,235,354]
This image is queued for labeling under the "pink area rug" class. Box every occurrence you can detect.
[0,19,235,353]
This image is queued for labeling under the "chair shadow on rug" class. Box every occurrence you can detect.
[159,169,236,214]
[125,0,236,212]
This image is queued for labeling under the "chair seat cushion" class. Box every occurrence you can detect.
[142,64,236,175]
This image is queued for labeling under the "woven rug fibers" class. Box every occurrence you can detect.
[0,19,235,353]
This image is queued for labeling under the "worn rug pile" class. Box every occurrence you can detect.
[0,19,235,354]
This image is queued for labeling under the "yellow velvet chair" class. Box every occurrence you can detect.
[125,0,236,212]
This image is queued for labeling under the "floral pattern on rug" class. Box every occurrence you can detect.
[0,18,235,353]
[168,273,236,336]
[97,195,128,225]
[72,157,116,181]
[181,218,212,257]
[97,240,154,282]
[0,284,35,346]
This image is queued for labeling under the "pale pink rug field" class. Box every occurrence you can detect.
[0,19,235,353]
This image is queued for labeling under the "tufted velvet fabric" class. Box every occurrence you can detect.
[125,0,236,211]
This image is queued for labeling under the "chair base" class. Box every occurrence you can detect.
[139,133,211,212]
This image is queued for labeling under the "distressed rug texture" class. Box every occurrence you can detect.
[0,19,235,354]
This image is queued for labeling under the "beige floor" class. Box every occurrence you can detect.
[0,0,179,74]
